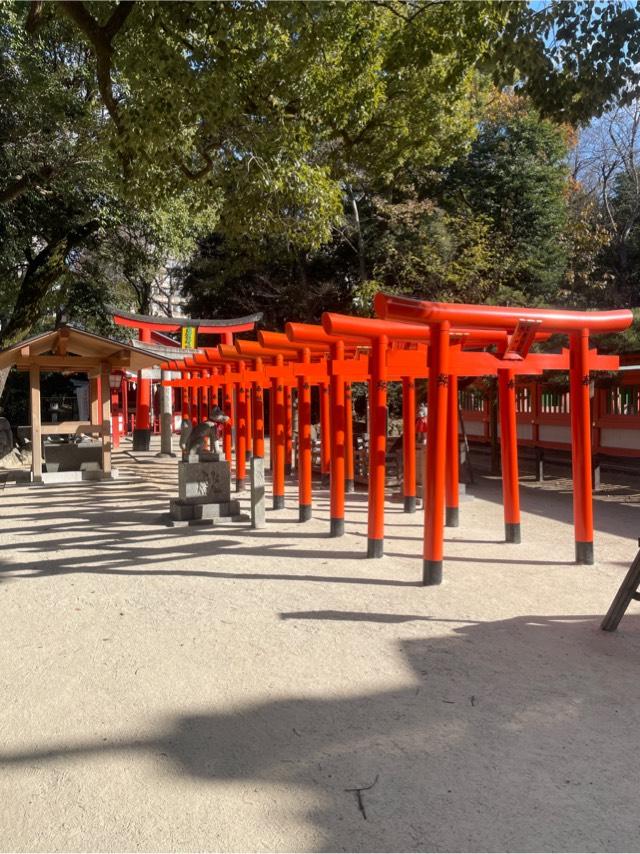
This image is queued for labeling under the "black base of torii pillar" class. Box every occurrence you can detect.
[132,428,152,451]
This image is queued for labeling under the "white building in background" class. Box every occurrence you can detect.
[148,260,187,319]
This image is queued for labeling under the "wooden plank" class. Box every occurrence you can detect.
[110,351,131,367]
[29,365,42,482]
[601,544,640,631]
[15,356,102,370]
[90,377,100,433]
[55,328,70,357]
[41,422,103,436]
[100,365,112,476]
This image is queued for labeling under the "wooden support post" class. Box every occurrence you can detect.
[133,326,152,450]
[121,376,129,435]
[570,328,594,564]
[601,542,640,631]
[205,373,212,417]
[285,385,293,475]
[367,335,388,557]
[245,383,253,458]
[29,365,42,482]
[402,377,417,513]
[223,365,233,464]
[423,322,450,585]
[90,376,100,435]
[182,373,191,421]
[498,368,521,543]
[253,360,265,458]
[268,385,274,473]
[489,379,500,475]
[298,348,312,521]
[199,373,208,422]
[445,373,459,526]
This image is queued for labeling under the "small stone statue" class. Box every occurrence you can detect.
[181,407,230,460]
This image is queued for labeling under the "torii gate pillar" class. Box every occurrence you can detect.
[570,329,595,564]
[132,326,152,450]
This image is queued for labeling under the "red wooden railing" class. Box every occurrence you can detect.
[461,376,640,458]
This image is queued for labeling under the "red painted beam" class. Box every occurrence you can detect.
[375,293,633,334]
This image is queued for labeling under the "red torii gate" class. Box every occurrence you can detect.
[374,295,632,583]
[160,298,632,586]
[257,331,342,520]
[167,320,559,562]
[286,317,512,551]
[319,313,560,559]
[111,308,262,450]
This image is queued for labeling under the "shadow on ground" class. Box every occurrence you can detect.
[2,615,640,851]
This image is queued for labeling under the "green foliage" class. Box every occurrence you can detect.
[185,232,357,330]
[370,197,498,304]
[495,1,640,123]
[441,94,571,303]
[21,0,640,249]
[3,0,640,346]
[602,169,640,301]
[557,183,612,308]
[184,92,589,323]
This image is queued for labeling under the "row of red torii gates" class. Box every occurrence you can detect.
[111,307,263,451]
[144,296,630,586]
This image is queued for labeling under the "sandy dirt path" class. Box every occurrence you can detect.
[1,447,640,852]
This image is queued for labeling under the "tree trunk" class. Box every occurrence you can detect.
[350,194,367,283]
[0,367,10,403]
[1,219,99,347]
[0,219,99,400]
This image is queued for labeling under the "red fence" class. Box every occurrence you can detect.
[461,375,640,458]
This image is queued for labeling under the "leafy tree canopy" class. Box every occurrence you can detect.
[17,0,640,250]
[2,0,640,351]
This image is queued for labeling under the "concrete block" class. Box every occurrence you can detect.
[40,470,115,484]
[43,443,102,472]
[169,498,241,521]
[178,460,231,504]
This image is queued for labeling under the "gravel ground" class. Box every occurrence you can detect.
[1,440,640,852]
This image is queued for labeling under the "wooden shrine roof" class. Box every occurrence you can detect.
[0,324,162,373]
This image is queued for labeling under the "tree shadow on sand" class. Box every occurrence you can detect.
[3,614,640,851]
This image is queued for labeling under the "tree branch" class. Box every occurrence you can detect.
[0,165,54,205]
[103,1,135,42]
[56,1,134,135]
[173,149,214,181]
[2,219,100,345]
[25,1,45,33]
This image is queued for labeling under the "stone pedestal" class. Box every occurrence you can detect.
[168,458,240,526]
